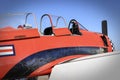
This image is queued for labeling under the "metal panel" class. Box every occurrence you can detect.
[49,51,120,80]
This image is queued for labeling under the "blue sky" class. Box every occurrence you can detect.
[0,0,120,50]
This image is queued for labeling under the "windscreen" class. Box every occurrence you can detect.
[0,13,37,28]
[40,14,67,34]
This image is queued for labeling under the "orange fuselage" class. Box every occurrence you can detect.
[0,27,113,79]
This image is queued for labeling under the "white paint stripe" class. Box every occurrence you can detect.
[0,46,13,50]
[0,51,14,56]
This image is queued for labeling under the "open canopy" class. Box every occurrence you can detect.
[0,13,38,28]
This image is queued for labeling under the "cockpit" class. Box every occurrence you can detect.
[0,13,37,29]
[0,13,88,36]
[40,14,88,36]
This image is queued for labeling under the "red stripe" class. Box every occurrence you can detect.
[0,49,13,53]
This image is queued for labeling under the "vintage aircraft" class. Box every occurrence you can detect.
[0,13,114,80]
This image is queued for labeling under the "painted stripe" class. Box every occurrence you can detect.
[3,47,106,79]
[0,49,13,52]
[0,46,13,50]
[0,45,15,57]
[0,52,14,56]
